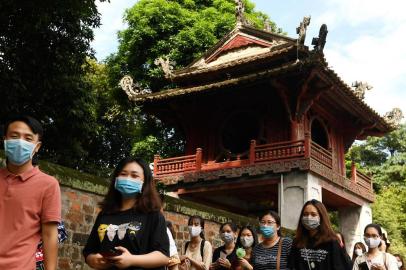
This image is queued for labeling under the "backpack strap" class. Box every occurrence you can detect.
[276,237,283,270]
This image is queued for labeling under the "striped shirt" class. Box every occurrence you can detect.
[251,237,292,270]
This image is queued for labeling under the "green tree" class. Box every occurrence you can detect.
[106,0,280,161]
[372,185,406,255]
[346,125,406,254]
[0,0,103,169]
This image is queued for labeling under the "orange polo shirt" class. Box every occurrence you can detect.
[0,166,61,270]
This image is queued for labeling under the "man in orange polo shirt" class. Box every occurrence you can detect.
[0,115,61,270]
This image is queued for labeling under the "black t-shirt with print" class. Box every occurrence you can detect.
[212,245,238,270]
[288,239,352,270]
[83,209,169,270]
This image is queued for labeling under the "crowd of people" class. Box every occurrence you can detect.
[80,155,404,270]
[0,115,404,270]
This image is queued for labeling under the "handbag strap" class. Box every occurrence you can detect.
[277,237,283,270]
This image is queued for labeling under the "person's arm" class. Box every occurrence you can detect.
[42,222,58,270]
[41,179,62,270]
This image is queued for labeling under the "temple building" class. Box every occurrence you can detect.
[121,9,397,254]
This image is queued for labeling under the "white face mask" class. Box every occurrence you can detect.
[355,249,363,256]
[364,237,381,249]
[240,236,254,248]
[397,262,403,268]
[189,226,202,237]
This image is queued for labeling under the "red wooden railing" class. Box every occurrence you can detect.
[250,139,306,164]
[154,148,202,176]
[351,162,373,191]
[310,141,333,168]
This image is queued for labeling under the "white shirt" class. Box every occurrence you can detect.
[353,252,398,270]
[167,227,178,257]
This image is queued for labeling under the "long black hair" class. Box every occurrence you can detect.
[188,215,205,239]
[236,225,258,249]
[100,157,161,214]
[293,200,336,248]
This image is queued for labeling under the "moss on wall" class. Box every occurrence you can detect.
[0,150,108,195]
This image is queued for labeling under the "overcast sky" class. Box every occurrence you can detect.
[92,0,406,118]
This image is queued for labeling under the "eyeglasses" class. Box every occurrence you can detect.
[260,220,276,226]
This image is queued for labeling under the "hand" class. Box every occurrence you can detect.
[371,263,385,270]
[218,258,231,269]
[180,255,187,262]
[209,262,219,270]
[107,246,135,269]
[239,258,249,267]
[239,258,253,270]
[86,253,112,269]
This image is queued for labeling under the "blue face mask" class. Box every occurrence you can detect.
[260,226,275,238]
[4,139,37,165]
[114,177,143,197]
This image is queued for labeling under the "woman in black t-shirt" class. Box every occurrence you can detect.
[210,222,238,270]
[288,200,352,270]
[83,157,169,270]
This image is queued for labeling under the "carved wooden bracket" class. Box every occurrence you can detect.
[271,69,331,123]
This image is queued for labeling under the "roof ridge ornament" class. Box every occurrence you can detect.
[312,24,328,53]
[352,81,373,100]
[296,16,311,45]
[383,108,403,127]
[235,0,247,27]
[154,56,175,79]
[264,19,271,32]
[119,75,151,101]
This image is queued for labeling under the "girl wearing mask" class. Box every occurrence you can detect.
[288,199,352,270]
[210,222,238,270]
[234,225,258,270]
[352,224,398,270]
[352,242,367,263]
[83,157,169,270]
[251,211,292,270]
[180,215,213,270]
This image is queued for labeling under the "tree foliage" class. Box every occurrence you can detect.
[346,125,406,254]
[105,0,279,162]
[0,0,102,169]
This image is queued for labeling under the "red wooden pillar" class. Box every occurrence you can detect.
[291,120,300,141]
[196,148,202,171]
[153,154,160,176]
[304,132,311,158]
[351,162,357,183]
[249,140,256,164]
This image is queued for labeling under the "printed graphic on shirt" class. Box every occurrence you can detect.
[300,248,328,263]
[97,222,142,242]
